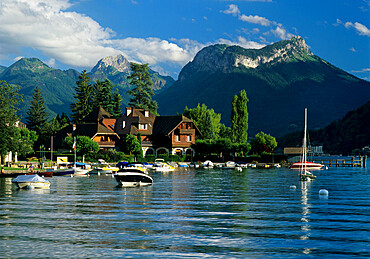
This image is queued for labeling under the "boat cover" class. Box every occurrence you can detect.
[12,174,50,184]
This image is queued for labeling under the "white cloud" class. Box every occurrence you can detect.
[0,0,120,68]
[221,4,240,16]
[45,58,56,67]
[112,37,193,65]
[350,68,370,73]
[239,14,271,26]
[344,21,370,36]
[271,26,294,40]
[215,36,265,49]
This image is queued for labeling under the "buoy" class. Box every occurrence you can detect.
[289,185,296,189]
[319,189,329,196]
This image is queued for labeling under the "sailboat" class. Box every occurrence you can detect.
[290,108,323,181]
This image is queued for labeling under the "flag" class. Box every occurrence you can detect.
[72,138,76,151]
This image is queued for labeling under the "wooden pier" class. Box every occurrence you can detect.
[313,155,367,168]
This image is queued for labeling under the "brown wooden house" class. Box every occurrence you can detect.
[54,106,120,151]
[115,107,201,156]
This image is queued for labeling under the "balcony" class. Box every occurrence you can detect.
[179,129,195,134]
[96,141,116,147]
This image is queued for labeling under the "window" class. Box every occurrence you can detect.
[175,135,180,142]
[187,135,192,142]
[145,110,149,117]
[138,124,147,130]
[122,121,126,129]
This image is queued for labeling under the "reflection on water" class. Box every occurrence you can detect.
[0,166,369,258]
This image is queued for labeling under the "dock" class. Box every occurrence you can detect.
[313,155,367,168]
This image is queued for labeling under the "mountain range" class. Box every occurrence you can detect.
[0,36,369,139]
[0,55,174,120]
[154,36,370,137]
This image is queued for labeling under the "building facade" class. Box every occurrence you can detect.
[115,107,201,156]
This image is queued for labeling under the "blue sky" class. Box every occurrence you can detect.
[0,0,369,80]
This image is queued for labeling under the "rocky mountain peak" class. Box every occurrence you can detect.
[179,36,314,81]
[91,54,131,73]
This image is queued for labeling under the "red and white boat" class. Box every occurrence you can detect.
[290,161,324,170]
[291,108,323,180]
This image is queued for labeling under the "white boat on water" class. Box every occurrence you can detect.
[152,162,175,172]
[12,174,50,189]
[152,159,175,172]
[203,160,214,168]
[290,109,324,172]
[114,168,153,187]
[91,160,119,174]
[293,108,319,181]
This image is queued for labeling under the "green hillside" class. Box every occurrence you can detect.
[155,37,370,137]
[278,101,370,155]
[0,58,78,120]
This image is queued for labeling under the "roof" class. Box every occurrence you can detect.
[83,106,113,123]
[152,115,198,135]
[115,108,155,135]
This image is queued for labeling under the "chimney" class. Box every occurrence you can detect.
[126,107,132,116]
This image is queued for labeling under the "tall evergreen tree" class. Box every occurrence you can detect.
[60,112,70,126]
[26,85,48,136]
[127,62,157,114]
[70,70,94,123]
[93,79,114,113]
[231,90,249,144]
[202,111,216,140]
[112,88,123,118]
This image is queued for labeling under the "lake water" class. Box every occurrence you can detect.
[1,165,369,258]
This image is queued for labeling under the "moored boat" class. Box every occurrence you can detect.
[293,108,319,181]
[290,161,324,170]
[12,174,50,189]
[114,168,153,187]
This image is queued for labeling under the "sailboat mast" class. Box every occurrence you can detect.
[303,108,307,172]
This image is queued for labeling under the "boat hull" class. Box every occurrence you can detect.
[290,161,324,170]
[114,169,153,187]
[12,174,50,189]
[14,181,50,189]
[52,169,75,176]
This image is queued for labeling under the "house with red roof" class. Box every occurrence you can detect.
[115,107,201,156]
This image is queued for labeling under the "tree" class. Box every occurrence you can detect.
[127,62,157,114]
[231,90,249,144]
[60,112,70,126]
[0,80,22,163]
[70,70,94,123]
[26,85,48,136]
[63,136,99,156]
[93,79,114,113]
[13,128,38,158]
[201,110,215,140]
[111,88,123,118]
[183,103,222,140]
[250,131,277,155]
[123,134,142,159]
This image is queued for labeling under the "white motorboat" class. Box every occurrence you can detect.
[152,162,175,172]
[12,174,50,189]
[203,160,214,168]
[114,168,153,187]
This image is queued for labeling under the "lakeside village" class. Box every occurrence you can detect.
[0,64,367,186]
